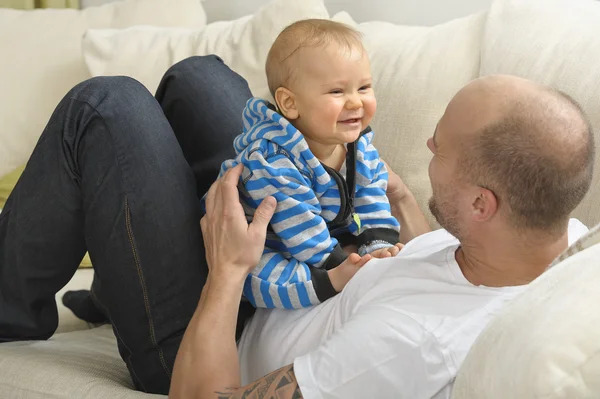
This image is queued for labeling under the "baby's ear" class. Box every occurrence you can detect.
[274,87,299,120]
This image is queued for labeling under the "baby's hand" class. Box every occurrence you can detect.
[369,243,404,259]
[328,253,372,292]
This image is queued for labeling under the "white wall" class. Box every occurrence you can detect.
[204,0,492,25]
[82,0,493,25]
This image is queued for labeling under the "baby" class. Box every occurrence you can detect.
[214,19,401,309]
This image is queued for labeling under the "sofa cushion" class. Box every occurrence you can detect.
[82,0,330,101]
[0,325,164,398]
[332,11,485,227]
[551,223,600,266]
[453,223,600,398]
[480,0,600,227]
[0,0,207,179]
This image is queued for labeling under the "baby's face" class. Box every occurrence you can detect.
[288,43,376,146]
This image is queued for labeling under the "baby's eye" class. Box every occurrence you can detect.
[359,85,372,91]
[329,89,343,94]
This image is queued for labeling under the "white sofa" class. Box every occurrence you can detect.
[2,0,600,397]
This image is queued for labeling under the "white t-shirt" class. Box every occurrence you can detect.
[238,220,588,398]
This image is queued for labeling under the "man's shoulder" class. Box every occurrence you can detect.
[401,229,459,256]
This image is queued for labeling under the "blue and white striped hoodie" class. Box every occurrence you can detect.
[216,98,399,309]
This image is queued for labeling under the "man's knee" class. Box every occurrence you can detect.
[165,55,225,81]
[58,76,166,147]
[157,55,247,102]
[68,76,153,110]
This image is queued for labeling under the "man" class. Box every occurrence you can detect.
[169,75,594,398]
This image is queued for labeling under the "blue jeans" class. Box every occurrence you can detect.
[0,56,252,394]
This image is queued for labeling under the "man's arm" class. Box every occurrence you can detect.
[383,160,432,243]
[214,365,301,399]
[169,164,303,399]
[170,268,302,398]
[390,190,432,244]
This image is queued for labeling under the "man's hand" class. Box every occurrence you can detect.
[328,253,372,292]
[383,160,410,203]
[370,243,404,259]
[382,159,432,243]
[200,164,276,278]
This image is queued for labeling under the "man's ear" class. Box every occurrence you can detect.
[472,187,498,223]
[274,87,299,120]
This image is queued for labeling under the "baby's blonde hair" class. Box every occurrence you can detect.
[265,19,364,97]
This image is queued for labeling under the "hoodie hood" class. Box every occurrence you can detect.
[234,98,326,177]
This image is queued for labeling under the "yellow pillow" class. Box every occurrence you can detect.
[0,165,23,208]
[80,252,92,268]
[0,166,92,268]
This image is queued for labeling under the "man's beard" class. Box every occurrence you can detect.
[429,195,463,239]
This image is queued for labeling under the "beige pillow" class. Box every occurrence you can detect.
[480,0,600,228]
[453,224,600,398]
[82,0,330,100]
[0,0,206,179]
[333,12,485,227]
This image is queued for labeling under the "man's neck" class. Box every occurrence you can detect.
[456,229,569,287]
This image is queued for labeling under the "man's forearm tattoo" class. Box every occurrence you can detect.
[215,364,302,399]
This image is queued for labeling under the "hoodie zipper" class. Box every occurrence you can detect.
[323,139,360,234]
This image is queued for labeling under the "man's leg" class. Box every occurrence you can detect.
[65,55,254,323]
[155,55,255,341]
[0,74,204,393]
[86,54,255,335]
[68,55,256,336]
[0,56,254,394]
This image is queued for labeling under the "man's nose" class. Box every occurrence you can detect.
[426,137,434,153]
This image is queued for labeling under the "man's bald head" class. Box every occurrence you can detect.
[265,19,364,97]
[455,75,595,235]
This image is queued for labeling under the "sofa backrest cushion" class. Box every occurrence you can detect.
[0,0,206,178]
[82,0,330,102]
[333,11,485,227]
